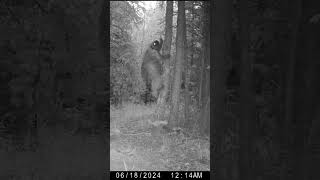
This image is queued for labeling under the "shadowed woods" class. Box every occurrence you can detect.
[0,0,108,178]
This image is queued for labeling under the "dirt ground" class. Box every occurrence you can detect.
[110,103,210,171]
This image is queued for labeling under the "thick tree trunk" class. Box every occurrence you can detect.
[157,1,173,106]
[169,1,186,127]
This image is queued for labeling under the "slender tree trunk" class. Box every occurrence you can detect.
[184,55,191,126]
[238,0,254,179]
[212,0,231,179]
[169,1,186,127]
[141,13,146,55]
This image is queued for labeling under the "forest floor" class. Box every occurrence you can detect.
[0,118,107,179]
[110,103,210,171]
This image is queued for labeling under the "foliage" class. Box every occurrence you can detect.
[110,1,144,106]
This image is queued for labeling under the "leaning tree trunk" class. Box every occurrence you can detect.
[169,1,186,127]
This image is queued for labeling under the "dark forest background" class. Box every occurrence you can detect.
[0,0,107,178]
[213,0,320,180]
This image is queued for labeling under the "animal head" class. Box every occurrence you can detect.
[150,38,163,51]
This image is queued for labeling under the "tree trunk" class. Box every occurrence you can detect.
[198,2,211,135]
[184,58,191,127]
[212,0,231,179]
[157,1,173,106]
[238,0,254,179]
[169,1,186,127]
[184,2,194,128]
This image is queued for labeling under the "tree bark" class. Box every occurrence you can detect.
[199,2,211,135]
[169,1,186,127]
[157,1,173,106]
[184,2,194,128]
